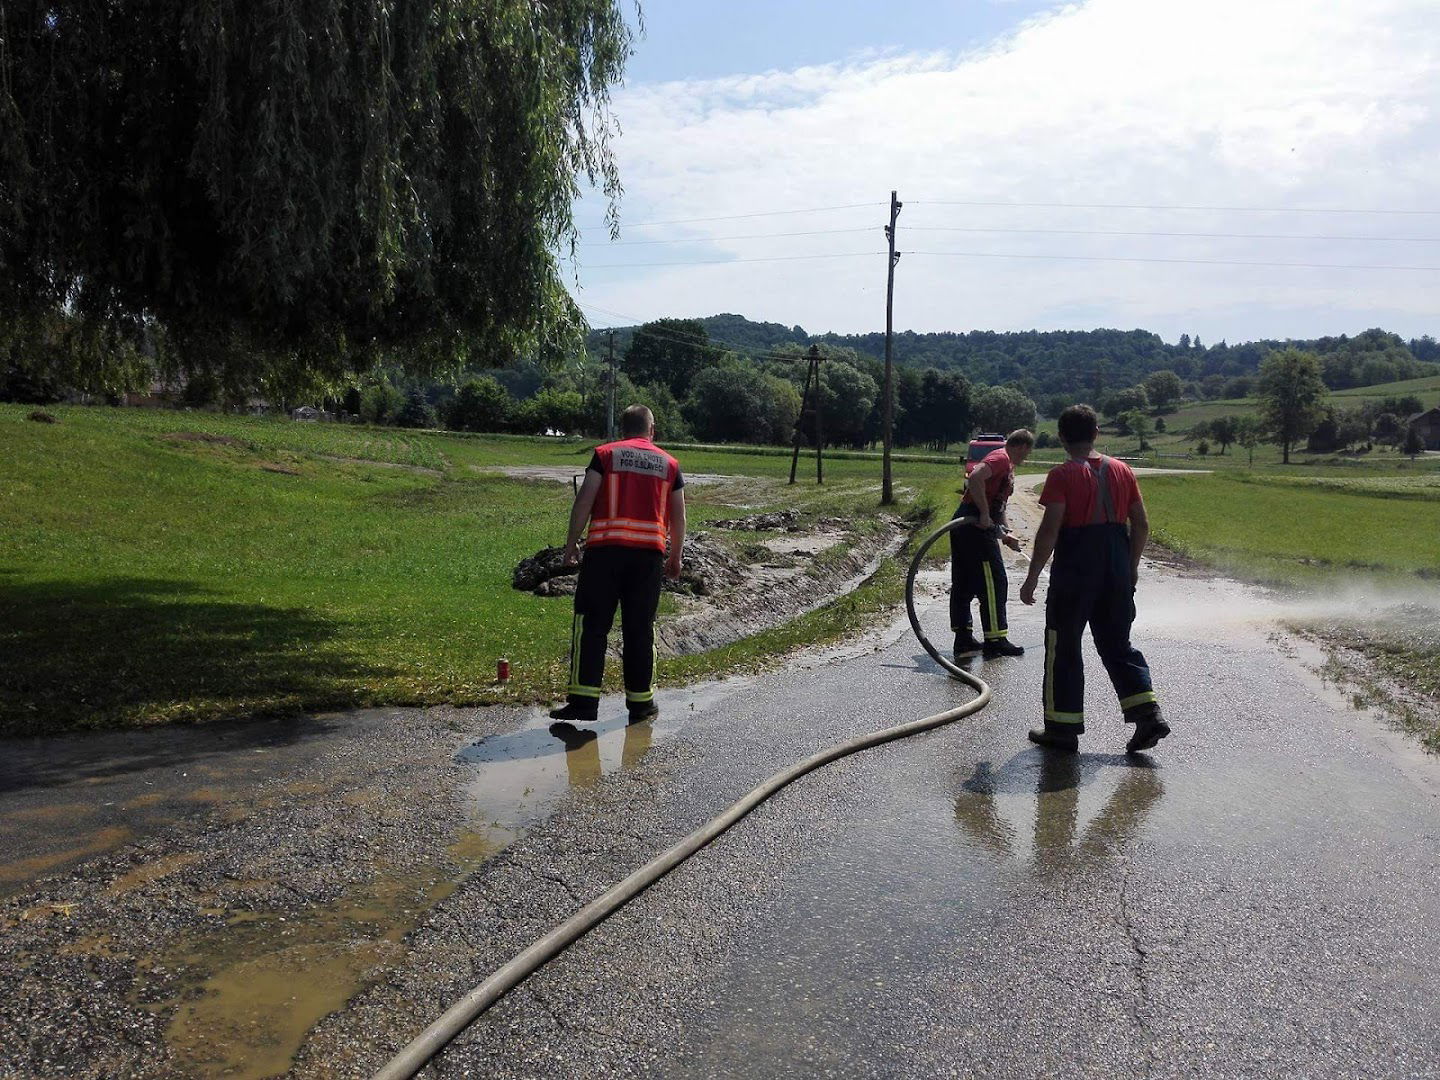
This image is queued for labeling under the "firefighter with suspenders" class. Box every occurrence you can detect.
[1020,404,1170,754]
[549,405,687,725]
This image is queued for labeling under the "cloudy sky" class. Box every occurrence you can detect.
[564,0,1440,345]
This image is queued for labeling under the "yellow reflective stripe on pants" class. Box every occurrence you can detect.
[567,684,601,698]
[1044,628,1084,724]
[626,643,658,703]
[1120,691,1157,710]
[981,561,1000,637]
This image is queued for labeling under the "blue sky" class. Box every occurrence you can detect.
[567,0,1440,344]
[621,2,1058,85]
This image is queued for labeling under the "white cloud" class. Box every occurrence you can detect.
[570,0,1440,343]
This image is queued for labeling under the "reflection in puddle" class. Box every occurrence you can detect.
[457,699,697,833]
[956,751,1163,873]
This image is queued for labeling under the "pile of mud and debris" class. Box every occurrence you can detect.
[511,509,907,653]
[511,537,745,598]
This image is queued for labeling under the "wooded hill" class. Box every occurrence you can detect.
[586,318,1438,399]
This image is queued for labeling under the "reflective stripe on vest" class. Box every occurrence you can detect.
[587,438,677,552]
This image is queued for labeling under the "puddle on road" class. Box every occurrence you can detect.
[5,684,732,1078]
[954,752,1164,872]
[457,681,734,834]
[0,825,136,888]
[460,710,679,829]
[138,826,509,1080]
[125,688,728,1080]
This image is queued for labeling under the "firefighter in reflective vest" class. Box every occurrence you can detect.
[951,429,1033,659]
[1019,404,1169,754]
[549,405,686,725]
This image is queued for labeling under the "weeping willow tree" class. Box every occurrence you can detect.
[0,1,633,396]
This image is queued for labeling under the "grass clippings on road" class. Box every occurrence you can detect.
[1299,607,1440,753]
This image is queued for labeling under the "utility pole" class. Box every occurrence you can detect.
[812,345,824,484]
[789,352,814,485]
[882,190,901,505]
[606,329,617,440]
[788,346,824,485]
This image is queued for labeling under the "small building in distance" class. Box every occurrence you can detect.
[1407,406,1440,451]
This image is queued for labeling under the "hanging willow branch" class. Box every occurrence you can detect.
[0,0,633,390]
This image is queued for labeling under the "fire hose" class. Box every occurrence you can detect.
[372,516,988,1080]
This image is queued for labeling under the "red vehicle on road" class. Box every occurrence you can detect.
[964,433,1006,476]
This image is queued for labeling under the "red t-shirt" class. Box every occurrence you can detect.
[963,447,1014,509]
[1039,455,1141,528]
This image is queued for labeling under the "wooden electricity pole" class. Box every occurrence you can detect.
[882,190,901,505]
[789,345,824,485]
[812,345,824,484]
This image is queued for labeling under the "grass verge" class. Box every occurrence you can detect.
[0,405,961,735]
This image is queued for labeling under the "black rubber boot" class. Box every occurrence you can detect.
[548,701,599,724]
[1028,727,1079,753]
[627,702,659,723]
[1123,714,1169,754]
[953,631,983,658]
[983,638,1025,658]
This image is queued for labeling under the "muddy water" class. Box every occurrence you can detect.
[0,688,733,1079]
[0,713,338,897]
[138,827,508,1080]
[127,693,721,1080]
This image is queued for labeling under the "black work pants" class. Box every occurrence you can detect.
[949,511,1009,641]
[567,545,663,708]
[1041,523,1156,735]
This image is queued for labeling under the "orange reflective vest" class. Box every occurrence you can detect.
[586,438,682,552]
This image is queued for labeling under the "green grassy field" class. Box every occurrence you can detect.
[1141,471,1440,584]
[1331,373,1440,408]
[0,405,970,735]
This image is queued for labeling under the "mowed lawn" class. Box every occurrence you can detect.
[0,405,962,734]
[1141,471,1440,583]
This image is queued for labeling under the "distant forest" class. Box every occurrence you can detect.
[587,316,1438,401]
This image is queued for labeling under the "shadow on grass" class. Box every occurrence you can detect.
[0,574,395,739]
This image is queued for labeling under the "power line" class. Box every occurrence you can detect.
[577,251,883,269]
[904,250,1440,272]
[577,248,1440,271]
[581,223,1440,247]
[579,201,883,229]
[911,199,1440,216]
[905,225,1440,244]
[580,226,875,247]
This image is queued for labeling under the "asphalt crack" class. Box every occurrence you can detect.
[502,856,584,905]
[526,987,648,1051]
[1116,853,1160,1077]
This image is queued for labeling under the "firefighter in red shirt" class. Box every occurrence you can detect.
[548,405,687,725]
[951,429,1033,659]
[1019,405,1168,754]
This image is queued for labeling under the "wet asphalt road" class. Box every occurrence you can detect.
[303,560,1440,1080]
[4,551,1439,1078]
